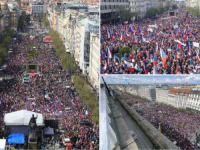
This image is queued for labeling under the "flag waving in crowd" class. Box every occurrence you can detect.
[100,9,200,74]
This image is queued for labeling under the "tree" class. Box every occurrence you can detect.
[112,7,138,22]
[119,7,138,21]
[49,29,76,72]
[0,27,14,65]
[172,4,178,10]
[118,47,131,57]
[146,7,169,18]
[18,12,26,28]
[72,75,99,124]
[41,13,50,27]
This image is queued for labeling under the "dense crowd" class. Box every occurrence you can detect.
[118,92,200,149]
[101,9,200,74]
[0,18,99,149]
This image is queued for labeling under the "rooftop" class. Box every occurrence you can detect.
[32,1,44,5]
[169,88,191,95]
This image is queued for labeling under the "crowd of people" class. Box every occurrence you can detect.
[101,9,200,74]
[0,17,99,149]
[118,92,200,149]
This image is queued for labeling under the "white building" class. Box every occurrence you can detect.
[186,89,200,113]
[135,0,146,18]
[31,1,44,17]
[146,0,151,11]
[46,3,53,28]
[89,32,99,89]
[156,88,169,104]
[150,0,160,8]
[129,0,136,13]
[145,85,156,101]
[175,90,190,109]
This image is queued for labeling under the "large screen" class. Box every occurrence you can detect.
[45,120,58,129]
[29,65,36,70]
[170,12,175,16]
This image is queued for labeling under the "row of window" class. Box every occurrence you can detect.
[101,5,128,10]
[32,6,43,11]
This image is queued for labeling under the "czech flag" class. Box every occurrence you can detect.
[175,44,178,60]
[144,61,148,74]
[100,52,103,63]
[160,48,167,69]
[132,35,135,44]
[166,38,169,47]
[153,52,158,74]
[107,46,112,65]
[107,30,110,39]
[126,33,131,38]
[111,33,115,41]
[138,48,142,57]
[176,40,186,48]
[123,21,128,25]
[186,11,189,23]
[124,61,127,69]
[129,27,134,33]
[126,67,134,73]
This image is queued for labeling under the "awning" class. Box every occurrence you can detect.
[44,126,54,135]
[8,133,24,144]
[30,73,35,77]
[43,36,52,42]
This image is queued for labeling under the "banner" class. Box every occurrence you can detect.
[147,28,153,32]
[148,25,156,28]
[193,42,199,48]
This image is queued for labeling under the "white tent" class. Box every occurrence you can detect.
[0,139,6,150]
[4,110,43,126]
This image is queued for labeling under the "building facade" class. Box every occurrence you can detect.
[156,88,169,104]
[89,32,99,88]
[186,89,200,113]
[135,0,146,18]
[0,2,10,27]
[45,2,99,89]
[31,1,44,17]
[100,0,129,23]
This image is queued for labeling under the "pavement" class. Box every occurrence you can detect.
[116,100,154,149]
[107,93,139,150]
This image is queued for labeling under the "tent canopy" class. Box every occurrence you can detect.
[44,126,54,135]
[43,36,52,42]
[4,110,43,125]
[30,73,35,77]
[0,139,6,149]
[8,133,24,144]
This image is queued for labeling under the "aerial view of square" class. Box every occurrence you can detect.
[0,0,99,149]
